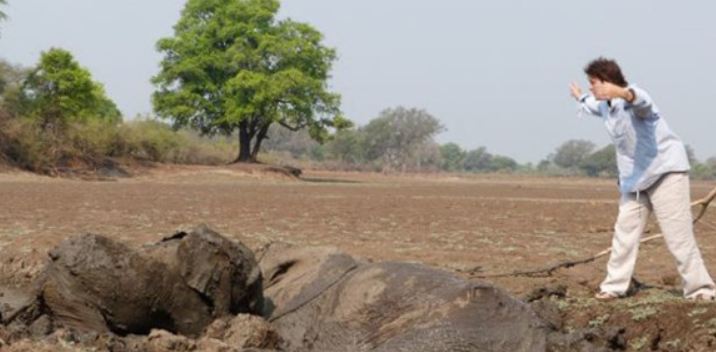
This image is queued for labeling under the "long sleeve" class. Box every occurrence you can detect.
[627,85,658,118]
[577,93,602,118]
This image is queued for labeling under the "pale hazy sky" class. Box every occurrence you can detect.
[1,1,715,162]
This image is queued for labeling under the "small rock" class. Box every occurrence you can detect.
[197,337,242,352]
[146,329,196,352]
[28,315,53,338]
[224,314,282,349]
[203,318,230,340]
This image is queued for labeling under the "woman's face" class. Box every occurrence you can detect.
[588,76,605,95]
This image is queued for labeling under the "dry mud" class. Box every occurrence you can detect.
[2,167,716,350]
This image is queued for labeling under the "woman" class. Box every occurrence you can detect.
[569,57,716,300]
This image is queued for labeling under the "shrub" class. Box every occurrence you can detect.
[0,115,237,174]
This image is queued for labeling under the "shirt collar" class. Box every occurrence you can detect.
[608,98,625,111]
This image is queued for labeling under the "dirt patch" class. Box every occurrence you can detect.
[0,158,10,172]
[556,289,716,351]
[1,169,716,350]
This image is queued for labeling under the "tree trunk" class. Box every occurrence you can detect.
[234,121,254,163]
[250,122,271,161]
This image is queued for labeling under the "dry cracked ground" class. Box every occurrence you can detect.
[2,164,716,351]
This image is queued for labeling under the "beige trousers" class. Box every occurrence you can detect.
[600,172,716,298]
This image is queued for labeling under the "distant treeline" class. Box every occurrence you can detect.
[2,52,716,179]
[260,109,716,180]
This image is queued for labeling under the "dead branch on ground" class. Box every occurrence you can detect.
[471,185,716,279]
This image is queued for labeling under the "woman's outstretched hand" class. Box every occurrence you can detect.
[569,82,583,100]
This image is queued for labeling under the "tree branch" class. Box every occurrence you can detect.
[278,119,307,132]
[251,120,272,160]
[248,115,261,137]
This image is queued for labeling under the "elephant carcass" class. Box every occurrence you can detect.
[259,244,547,352]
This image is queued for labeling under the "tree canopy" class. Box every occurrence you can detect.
[361,107,444,171]
[463,147,491,172]
[20,48,121,127]
[153,0,349,162]
[439,143,465,171]
[552,139,596,169]
[579,144,616,177]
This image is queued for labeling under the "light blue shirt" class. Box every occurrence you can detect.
[578,85,690,194]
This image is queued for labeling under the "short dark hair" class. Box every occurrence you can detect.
[584,57,628,87]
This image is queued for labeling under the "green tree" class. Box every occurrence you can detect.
[20,48,121,128]
[439,143,465,171]
[412,141,442,171]
[537,158,553,172]
[463,147,492,172]
[0,59,28,111]
[361,107,444,171]
[325,128,365,164]
[488,155,518,172]
[579,144,616,177]
[553,139,596,169]
[153,0,348,163]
